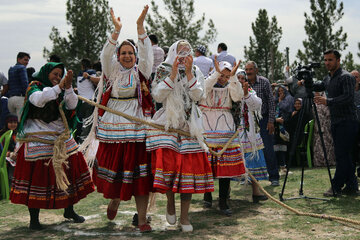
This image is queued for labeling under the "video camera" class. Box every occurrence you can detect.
[294,62,320,89]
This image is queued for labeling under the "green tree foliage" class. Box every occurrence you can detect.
[43,0,111,78]
[145,0,217,51]
[341,52,357,72]
[244,9,285,82]
[296,0,347,79]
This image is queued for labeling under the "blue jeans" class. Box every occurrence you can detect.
[331,120,359,192]
[260,116,279,181]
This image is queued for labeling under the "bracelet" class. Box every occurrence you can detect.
[114,29,120,34]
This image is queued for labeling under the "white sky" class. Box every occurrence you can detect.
[0,0,359,74]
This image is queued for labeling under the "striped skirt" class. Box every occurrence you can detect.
[10,145,94,209]
[245,150,268,181]
[151,148,214,194]
[93,141,153,201]
[207,146,246,178]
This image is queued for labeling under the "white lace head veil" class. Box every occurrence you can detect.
[164,40,192,67]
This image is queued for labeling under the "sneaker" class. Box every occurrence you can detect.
[270,180,280,186]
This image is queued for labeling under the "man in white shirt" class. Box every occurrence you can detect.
[76,58,98,143]
[194,45,213,78]
[149,34,165,80]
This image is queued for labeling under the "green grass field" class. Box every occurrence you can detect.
[1,167,360,240]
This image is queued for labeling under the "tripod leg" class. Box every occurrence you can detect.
[279,97,309,200]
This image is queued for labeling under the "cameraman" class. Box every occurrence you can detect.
[310,49,358,197]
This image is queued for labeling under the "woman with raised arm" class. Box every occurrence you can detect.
[90,6,154,232]
[235,70,268,203]
[146,40,214,232]
[10,62,94,230]
[199,58,245,216]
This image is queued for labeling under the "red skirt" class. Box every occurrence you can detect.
[151,148,214,194]
[10,145,94,209]
[93,142,153,201]
[208,147,245,178]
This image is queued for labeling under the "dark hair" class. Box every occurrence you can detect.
[49,54,61,63]
[92,61,102,72]
[324,49,341,59]
[149,34,159,44]
[162,46,169,54]
[81,58,92,70]
[17,52,30,60]
[218,43,227,51]
[27,67,36,81]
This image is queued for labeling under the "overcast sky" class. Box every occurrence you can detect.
[1,0,359,74]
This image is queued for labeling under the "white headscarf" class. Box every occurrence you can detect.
[164,40,193,68]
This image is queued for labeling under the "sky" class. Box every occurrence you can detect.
[0,0,359,74]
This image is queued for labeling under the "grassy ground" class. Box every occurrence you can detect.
[1,167,360,240]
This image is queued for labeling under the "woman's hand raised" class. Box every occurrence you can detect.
[110,8,122,32]
[137,5,149,36]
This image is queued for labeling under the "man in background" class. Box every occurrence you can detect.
[8,52,30,119]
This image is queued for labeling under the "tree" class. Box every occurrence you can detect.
[296,0,347,79]
[341,52,358,72]
[145,0,217,50]
[43,0,111,78]
[244,9,285,82]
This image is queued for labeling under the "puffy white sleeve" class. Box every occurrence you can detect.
[64,87,78,110]
[100,37,117,78]
[204,71,220,95]
[188,67,205,102]
[29,85,61,107]
[228,75,244,102]
[151,76,174,103]
[244,91,262,111]
[137,34,153,79]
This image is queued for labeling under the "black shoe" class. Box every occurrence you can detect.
[132,213,152,227]
[270,180,280,186]
[64,212,85,223]
[252,195,268,203]
[132,213,138,227]
[219,198,232,216]
[342,188,360,196]
[29,221,44,230]
[203,192,213,208]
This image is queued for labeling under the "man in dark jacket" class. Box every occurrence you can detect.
[312,49,359,196]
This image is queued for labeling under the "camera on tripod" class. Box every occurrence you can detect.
[294,62,320,89]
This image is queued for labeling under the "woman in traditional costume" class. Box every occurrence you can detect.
[146,40,214,232]
[199,59,245,216]
[88,6,154,232]
[10,62,94,230]
[235,70,268,203]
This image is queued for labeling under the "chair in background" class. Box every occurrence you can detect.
[296,120,314,168]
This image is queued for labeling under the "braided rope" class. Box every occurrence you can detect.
[248,172,360,225]
[78,95,238,157]
[80,95,360,225]
[17,101,72,192]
